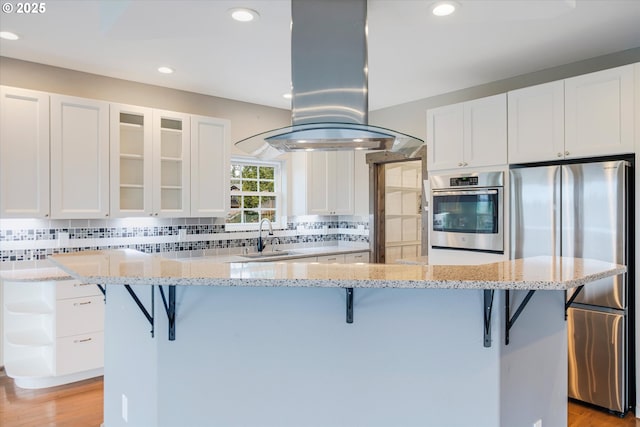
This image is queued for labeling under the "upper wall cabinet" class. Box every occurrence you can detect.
[190,115,230,217]
[110,105,191,217]
[564,64,635,158]
[0,86,50,218]
[50,95,110,219]
[507,81,565,164]
[292,151,354,216]
[152,110,191,217]
[427,94,507,172]
[109,104,153,216]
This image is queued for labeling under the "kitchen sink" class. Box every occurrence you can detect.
[240,251,294,259]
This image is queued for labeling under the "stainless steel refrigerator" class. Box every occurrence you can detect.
[510,158,634,415]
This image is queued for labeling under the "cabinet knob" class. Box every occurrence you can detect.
[565,151,570,156]
[44,214,49,217]
[458,162,463,167]
[557,152,563,157]
[105,213,109,217]
[155,213,159,216]
[149,213,154,216]
[463,162,468,167]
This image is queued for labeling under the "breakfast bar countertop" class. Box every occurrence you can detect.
[47,249,626,291]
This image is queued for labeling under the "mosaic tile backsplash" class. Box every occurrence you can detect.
[0,216,370,268]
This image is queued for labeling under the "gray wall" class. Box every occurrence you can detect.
[369,47,640,142]
[0,56,291,155]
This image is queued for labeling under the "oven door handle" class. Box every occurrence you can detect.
[433,189,499,196]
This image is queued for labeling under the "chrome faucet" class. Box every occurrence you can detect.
[257,218,273,253]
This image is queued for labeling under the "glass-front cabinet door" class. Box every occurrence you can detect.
[153,110,190,217]
[110,105,190,217]
[110,104,153,216]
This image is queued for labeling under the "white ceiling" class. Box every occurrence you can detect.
[1,0,639,111]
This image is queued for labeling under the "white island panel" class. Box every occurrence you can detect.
[102,284,566,427]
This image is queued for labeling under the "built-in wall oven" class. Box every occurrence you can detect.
[430,171,504,253]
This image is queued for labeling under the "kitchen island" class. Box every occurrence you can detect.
[49,249,625,427]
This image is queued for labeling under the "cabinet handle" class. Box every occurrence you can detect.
[74,301,92,306]
[74,337,93,344]
[73,283,90,287]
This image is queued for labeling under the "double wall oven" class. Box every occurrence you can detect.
[430,171,504,254]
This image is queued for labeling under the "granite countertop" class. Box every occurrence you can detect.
[0,267,74,282]
[0,245,370,282]
[46,249,626,291]
[185,245,370,263]
[395,256,429,265]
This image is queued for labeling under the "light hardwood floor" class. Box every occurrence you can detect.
[0,368,638,426]
[0,370,103,427]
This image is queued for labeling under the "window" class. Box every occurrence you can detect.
[227,160,280,224]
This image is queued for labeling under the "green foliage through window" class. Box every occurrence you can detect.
[227,161,279,224]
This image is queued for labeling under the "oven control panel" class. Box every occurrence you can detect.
[450,176,479,187]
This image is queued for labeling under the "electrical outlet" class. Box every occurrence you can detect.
[533,419,542,427]
[179,229,187,241]
[122,394,128,422]
[296,225,305,232]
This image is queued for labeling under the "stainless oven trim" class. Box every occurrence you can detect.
[430,171,505,254]
[433,189,498,197]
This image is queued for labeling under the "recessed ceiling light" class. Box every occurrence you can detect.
[432,1,458,17]
[158,66,174,74]
[229,7,260,22]
[0,31,19,41]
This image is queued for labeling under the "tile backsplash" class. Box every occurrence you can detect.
[0,216,370,269]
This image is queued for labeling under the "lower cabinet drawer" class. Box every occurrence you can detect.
[57,280,102,299]
[345,252,369,263]
[55,332,104,376]
[56,296,105,338]
[316,254,346,263]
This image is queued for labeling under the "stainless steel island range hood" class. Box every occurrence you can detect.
[235,0,424,159]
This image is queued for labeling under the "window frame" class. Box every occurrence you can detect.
[225,158,284,231]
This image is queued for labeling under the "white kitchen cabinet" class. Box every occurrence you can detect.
[153,110,191,216]
[636,63,640,154]
[110,105,190,217]
[345,251,369,263]
[316,254,346,263]
[280,256,318,263]
[565,64,635,158]
[0,86,50,218]
[50,95,110,219]
[292,151,354,215]
[3,279,104,389]
[190,115,231,217]
[426,103,463,171]
[427,94,507,172]
[110,104,153,216]
[507,81,565,163]
[353,149,370,216]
